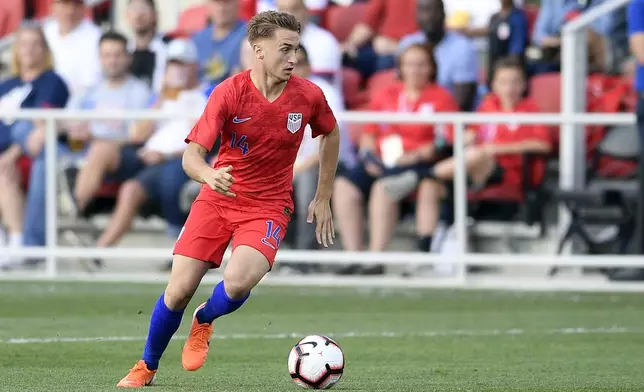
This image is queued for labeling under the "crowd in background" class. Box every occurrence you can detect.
[0,0,639,276]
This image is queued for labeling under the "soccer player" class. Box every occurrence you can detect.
[117,11,340,388]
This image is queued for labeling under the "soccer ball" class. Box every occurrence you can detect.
[287,335,345,389]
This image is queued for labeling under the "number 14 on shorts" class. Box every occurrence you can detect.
[261,220,282,250]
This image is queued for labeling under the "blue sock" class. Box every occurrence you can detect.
[196,281,249,324]
[142,295,184,370]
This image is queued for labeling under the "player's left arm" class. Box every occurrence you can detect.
[307,86,340,247]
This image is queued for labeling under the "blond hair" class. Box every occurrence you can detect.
[10,25,54,77]
[247,11,301,45]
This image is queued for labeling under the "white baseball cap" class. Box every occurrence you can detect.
[167,39,198,64]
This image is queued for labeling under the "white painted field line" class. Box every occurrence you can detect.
[0,327,635,345]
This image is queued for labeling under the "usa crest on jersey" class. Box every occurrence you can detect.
[287,113,303,133]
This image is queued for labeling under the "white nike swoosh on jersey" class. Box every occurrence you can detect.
[232,116,252,123]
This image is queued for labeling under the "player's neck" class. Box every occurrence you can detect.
[249,68,288,102]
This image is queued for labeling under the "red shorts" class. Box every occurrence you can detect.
[173,199,290,268]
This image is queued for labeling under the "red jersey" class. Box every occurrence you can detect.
[363,82,459,156]
[476,95,551,185]
[186,70,337,213]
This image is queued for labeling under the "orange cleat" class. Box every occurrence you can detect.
[181,302,214,371]
[117,360,157,388]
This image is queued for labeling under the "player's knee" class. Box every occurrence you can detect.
[163,284,194,310]
[222,271,253,300]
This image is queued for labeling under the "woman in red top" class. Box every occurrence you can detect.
[333,43,458,275]
[382,57,552,245]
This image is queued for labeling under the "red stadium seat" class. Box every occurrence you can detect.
[324,3,369,42]
[529,73,561,113]
[366,69,397,96]
[0,0,24,37]
[169,5,210,37]
[341,67,367,109]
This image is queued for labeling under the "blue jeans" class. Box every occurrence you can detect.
[135,158,190,237]
[11,121,80,246]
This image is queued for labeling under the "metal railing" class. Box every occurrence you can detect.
[0,109,637,284]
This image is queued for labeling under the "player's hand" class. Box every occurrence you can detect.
[307,197,335,248]
[396,152,421,167]
[203,165,236,197]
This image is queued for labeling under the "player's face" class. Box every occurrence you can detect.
[492,67,525,105]
[16,29,48,71]
[400,47,433,90]
[99,40,131,80]
[260,28,300,82]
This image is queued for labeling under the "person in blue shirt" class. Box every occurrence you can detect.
[192,0,247,88]
[398,0,479,111]
[629,0,644,255]
[0,25,69,268]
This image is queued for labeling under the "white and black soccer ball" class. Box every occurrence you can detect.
[287,335,345,389]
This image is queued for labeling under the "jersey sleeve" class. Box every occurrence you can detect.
[185,81,234,151]
[309,84,337,138]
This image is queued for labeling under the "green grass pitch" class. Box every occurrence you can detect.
[1,281,643,391]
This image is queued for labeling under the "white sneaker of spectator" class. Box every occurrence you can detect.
[0,227,23,269]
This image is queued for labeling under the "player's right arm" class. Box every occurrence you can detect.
[182,82,236,197]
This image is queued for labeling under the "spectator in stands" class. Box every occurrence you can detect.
[126,0,168,92]
[381,58,552,242]
[341,0,417,79]
[332,43,458,275]
[59,32,152,218]
[43,0,101,100]
[193,0,247,87]
[91,39,206,251]
[530,0,617,74]
[0,25,69,267]
[258,0,329,24]
[281,44,354,273]
[399,0,478,111]
[276,0,341,89]
[452,0,528,88]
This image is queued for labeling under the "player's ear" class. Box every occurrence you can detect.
[253,43,264,60]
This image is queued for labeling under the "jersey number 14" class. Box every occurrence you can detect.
[230,132,249,155]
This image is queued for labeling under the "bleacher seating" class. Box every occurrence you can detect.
[0,0,24,38]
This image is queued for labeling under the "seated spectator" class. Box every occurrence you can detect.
[259,0,329,24]
[381,58,552,240]
[276,0,342,89]
[451,0,528,88]
[530,0,618,74]
[59,32,152,218]
[341,0,417,79]
[193,0,247,88]
[399,0,478,111]
[0,25,69,267]
[126,0,168,92]
[283,45,355,273]
[92,39,206,250]
[43,0,101,100]
[332,43,458,275]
